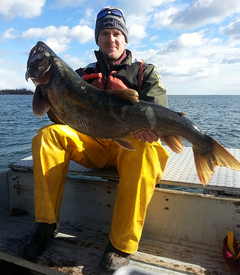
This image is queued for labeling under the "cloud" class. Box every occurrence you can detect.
[22,25,94,42]
[0,0,45,20]
[154,7,179,28]
[222,56,240,64]
[63,54,89,70]
[132,28,240,94]
[70,25,94,43]
[155,32,222,77]
[21,24,94,52]
[0,28,18,42]
[121,0,175,15]
[22,25,70,41]
[79,8,94,25]
[127,14,149,44]
[43,38,70,54]
[128,23,148,41]
[0,64,35,90]
[221,18,240,40]
[154,0,240,30]
[167,32,208,50]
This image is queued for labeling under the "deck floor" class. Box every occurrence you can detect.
[0,211,237,275]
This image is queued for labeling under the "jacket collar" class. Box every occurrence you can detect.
[112,50,127,66]
[94,49,132,73]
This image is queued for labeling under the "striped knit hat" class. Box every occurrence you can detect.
[95,7,128,44]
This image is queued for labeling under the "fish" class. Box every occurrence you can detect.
[26,41,240,186]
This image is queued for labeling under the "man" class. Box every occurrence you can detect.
[18,6,169,271]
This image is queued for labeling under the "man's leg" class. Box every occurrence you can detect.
[99,137,169,270]
[18,124,118,259]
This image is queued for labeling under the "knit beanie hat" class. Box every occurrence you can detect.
[95,7,128,44]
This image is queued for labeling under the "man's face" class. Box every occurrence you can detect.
[98,29,126,64]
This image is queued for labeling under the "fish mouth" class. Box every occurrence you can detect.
[26,65,51,85]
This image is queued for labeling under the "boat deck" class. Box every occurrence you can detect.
[0,147,240,274]
[0,212,237,275]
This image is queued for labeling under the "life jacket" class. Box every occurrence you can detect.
[82,59,145,92]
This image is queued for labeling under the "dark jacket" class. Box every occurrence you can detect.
[76,49,168,107]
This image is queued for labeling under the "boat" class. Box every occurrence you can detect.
[0,146,240,274]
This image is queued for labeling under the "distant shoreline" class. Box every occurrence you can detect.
[0,89,33,95]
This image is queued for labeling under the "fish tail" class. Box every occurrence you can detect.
[193,136,240,186]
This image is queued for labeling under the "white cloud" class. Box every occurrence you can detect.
[154,0,240,30]
[22,25,94,42]
[63,54,89,70]
[170,32,207,48]
[21,24,94,52]
[43,38,69,54]
[70,25,94,43]
[132,28,240,94]
[127,15,149,44]
[165,57,219,77]
[221,18,240,40]
[0,0,45,20]
[129,24,147,41]
[22,26,70,42]
[156,34,222,76]
[79,8,94,25]
[0,64,34,90]
[0,28,18,42]
[121,0,176,43]
[121,0,175,15]
[154,7,179,28]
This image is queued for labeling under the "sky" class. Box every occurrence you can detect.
[0,0,240,95]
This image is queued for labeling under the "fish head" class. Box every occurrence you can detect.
[25,41,56,85]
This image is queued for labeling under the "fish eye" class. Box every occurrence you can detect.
[38,46,44,52]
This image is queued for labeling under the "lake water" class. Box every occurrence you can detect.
[0,94,240,174]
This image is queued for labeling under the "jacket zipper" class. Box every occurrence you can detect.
[103,74,108,90]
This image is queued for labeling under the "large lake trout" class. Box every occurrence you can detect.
[26,41,240,186]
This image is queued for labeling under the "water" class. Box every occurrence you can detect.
[0,95,50,174]
[168,95,240,148]
[0,94,240,174]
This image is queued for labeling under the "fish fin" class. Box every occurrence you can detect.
[193,136,240,186]
[113,138,136,151]
[178,112,186,116]
[47,108,65,124]
[107,89,139,103]
[32,86,50,117]
[160,135,183,154]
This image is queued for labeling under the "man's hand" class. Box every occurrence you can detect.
[134,130,159,144]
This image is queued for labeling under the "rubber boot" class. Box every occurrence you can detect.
[18,220,60,260]
[99,240,131,271]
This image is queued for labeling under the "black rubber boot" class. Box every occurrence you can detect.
[99,240,131,271]
[17,220,60,260]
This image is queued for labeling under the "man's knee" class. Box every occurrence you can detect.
[33,124,72,144]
